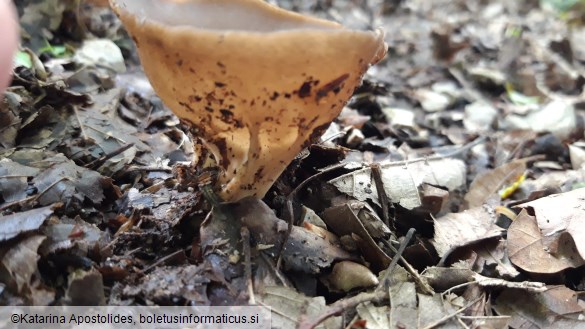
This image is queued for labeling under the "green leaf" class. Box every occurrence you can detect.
[13,51,33,69]
[505,83,540,105]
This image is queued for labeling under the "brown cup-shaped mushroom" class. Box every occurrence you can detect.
[110,0,387,201]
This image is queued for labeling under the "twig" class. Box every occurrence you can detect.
[287,162,347,201]
[125,166,173,174]
[85,124,128,144]
[241,226,256,305]
[259,253,291,287]
[380,238,434,295]
[140,248,187,273]
[378,228,415,290]
[276,200,294,270]
[370,163,391,228]
[84,143,134,169]
[440,281,477,297]
[297,290,388,329]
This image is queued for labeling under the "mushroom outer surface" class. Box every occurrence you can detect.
[110,0,387,201]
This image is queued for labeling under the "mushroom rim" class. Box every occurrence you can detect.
[110,0,385,39]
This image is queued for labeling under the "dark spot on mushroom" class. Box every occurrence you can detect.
[265,117,274,122]
[206,92,217,103]
[205,106,214,113]
[250,100,255,106]
[189,67,196,74]
[217,61,225,68]
[254,167,265,180]
[178,101,195,113]
[218,109,243,128]
[215,82,226,88]
[189,95,202,102]
[228,104,235,109]
[220,109,233,117]
[298,81,312,98]
[176,59,183,66]
[270,92,280,100]
[284,93,291,99]
[262,100,267,106]
[316,74,349,101]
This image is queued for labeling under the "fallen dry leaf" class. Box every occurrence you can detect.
[0,159,40,204]
[259,286,341,329]
[330,158,466,210]
[356,302,390,329]
[431,205,503,257]
[321,202,391,272]
[66,268,106,305]
[494,285,584,328]
[464,159,527,207]
[516,188,585,262]
[0,235,46,298]
[0,205,53,242]
[507,209,584,274]
[32,154,110,206]
[389,281,417,329]
[232,197,356,274]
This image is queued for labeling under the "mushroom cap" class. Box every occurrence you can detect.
[111,0,387,201]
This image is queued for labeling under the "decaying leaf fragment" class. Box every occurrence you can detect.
[329,158,466,210]
[110,0,387,201]
[494,286,584,328]
[231,197,356,274]
[508,209,585,274]
[515,187,585,261]
[0,235,48,303]
[321,202,391,272]
[464,159,527,207]
[259,286,342,329]
[0,205,53,242]
[431,205,503,258]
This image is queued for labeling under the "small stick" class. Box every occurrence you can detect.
[276,199,294,270]
[370,163,391,228]
[380,238,434,295]
[378,228,415,290]
[140,248,187,273]
[84,143,134,169]
[241,227,256,305]
[297,290,388,329]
